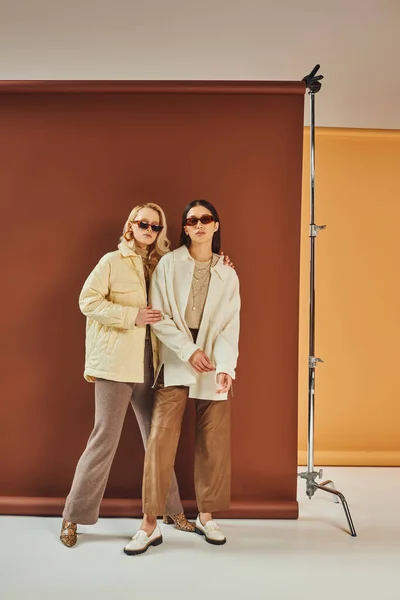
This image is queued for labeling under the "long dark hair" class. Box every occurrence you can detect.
[179,200,221,254]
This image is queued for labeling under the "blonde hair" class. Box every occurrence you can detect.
[121,203,171,266]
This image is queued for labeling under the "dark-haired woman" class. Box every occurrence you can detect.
[124,200,240,555]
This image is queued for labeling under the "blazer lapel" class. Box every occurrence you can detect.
[175,258,194,317]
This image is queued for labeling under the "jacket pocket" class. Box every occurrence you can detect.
[105,328,119,355]
[86,321,102,358]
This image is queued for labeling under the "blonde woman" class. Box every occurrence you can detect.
[60,203,195,547]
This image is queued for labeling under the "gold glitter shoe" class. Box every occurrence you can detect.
[162,513,195,532]
[60,519,77,547]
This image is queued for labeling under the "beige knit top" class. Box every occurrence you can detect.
[185,254,219,329]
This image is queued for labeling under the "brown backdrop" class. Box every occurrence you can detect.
[0,81,305,519]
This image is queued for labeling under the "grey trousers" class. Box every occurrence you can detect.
[63,341,183,524]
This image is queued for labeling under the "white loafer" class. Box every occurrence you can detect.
[124,524,163,555]
[195,515,226,545]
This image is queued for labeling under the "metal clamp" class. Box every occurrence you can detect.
[309,224,326,237]
[299,468,323,481]
[308,356,323,368]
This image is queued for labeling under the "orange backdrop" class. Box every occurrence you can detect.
[298,127,400,466]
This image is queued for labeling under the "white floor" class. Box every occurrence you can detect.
[1,467,399,600]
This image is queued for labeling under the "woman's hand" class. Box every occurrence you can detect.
[216,372,232,394]
[220,251,235,269]
[189,349,215,373]
[135,305,163,326]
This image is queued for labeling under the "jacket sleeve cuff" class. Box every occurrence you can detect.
[126,307,140,330]
[215,364,236,380]
[179,341,200,363]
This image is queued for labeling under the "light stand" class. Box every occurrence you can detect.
[298,65,357,537]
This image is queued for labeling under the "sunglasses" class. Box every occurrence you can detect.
[185,215,215,227]
[133,220,164,233]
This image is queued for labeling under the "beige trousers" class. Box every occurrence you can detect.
[142,372,231,516]
[63,340,183,524]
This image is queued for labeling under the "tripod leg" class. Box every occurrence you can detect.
[320,479,340,503]
[313,482,357,537]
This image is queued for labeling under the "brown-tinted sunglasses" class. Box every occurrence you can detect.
[133,220,164,233]
[185,215,215,227]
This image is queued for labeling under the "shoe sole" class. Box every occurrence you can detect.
[194,526,226,546]
[123,535,163,556]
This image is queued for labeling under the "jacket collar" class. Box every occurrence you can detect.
[173,245,192,262]
[118,239,141,259]
[173,245,225,280]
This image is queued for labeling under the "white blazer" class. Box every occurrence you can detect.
[150,245,240,401]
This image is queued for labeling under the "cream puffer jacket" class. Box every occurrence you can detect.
[79,240,158,383]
